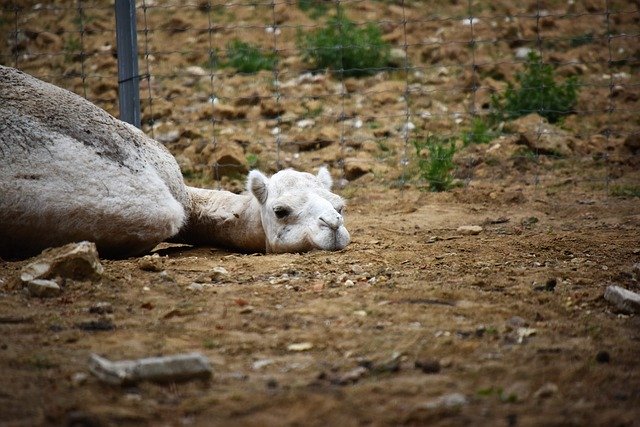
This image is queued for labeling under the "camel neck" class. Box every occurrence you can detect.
[173,186,266,253]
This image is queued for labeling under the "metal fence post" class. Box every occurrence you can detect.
[115,0,141,128]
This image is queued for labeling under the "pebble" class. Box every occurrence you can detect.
[287,342,313,352]
[422,392,468,409]
[138,254,163,272]
[71,372,88,386]
[344,279,355,287]
[89,302,113,314]
[456,225,483,235]
[27,279,61,298]
[595,350,610,364]
[533,383,558,399]
[415,359,441,374]
[604,285,640,314]
[187,283,204,291]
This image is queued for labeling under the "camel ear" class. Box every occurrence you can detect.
[248,170,269,204]
[317,166,333,190]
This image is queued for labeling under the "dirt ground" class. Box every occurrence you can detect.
[1,0,640,425]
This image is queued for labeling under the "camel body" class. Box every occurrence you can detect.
[0,66,349,258]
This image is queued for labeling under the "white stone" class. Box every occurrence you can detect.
[457,225,483,235]
[604,285,640,314]
[27,279,61,298]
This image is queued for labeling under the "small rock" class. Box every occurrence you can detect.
[155,130,180,144]
[77,318,115,331]
[89,302,113,314]
[350,264,363,275]
[252,359,274,370]
[184,65,208,77]
[506,316,528,331]
[209,267,229,281]
[27,279,61,298]
[334,366,368,385]
[423,392,468,409]
[71,372,88,386]
[514,47,533,59]
[187,282,204,291]
[457,225,483,235]
[344,158,372,181]
[344,279,355,287]
[138,254,163,272]
[604,285,640,313]
[21,241,103,283]
[533,382,558,399]
[287,342,313,352]
[89,352,212,385]
[595,350,610,364]
[415,359,441,374]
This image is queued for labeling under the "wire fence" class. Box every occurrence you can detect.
[2,0,639,196]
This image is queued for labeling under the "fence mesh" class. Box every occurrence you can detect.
[2,0,639,197]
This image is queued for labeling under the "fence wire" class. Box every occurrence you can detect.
[1,0,638,196]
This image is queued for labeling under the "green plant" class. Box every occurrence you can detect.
[297,11,390,77]
[64,36,82,62]
[413,135,457,192]
[610,184,640,198]
[246,153,259,169]
[298,0,329,18]
[462,116,498,146]
[491,52,578,123]
[223,39,277,74]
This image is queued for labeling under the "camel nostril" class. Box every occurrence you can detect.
[319,216,339,231]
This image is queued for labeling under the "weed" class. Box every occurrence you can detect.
[413,135,457,192]
[64,36,82,62]
[491,52,579,123]
[246,153,259,169]
[570,32,594,47]
[223,39,277,74]
[298,0,329,18]
[610,184,640,198]
[297,11,390,77]
[462,116,498,146]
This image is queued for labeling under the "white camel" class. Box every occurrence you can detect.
[0,65,350,259]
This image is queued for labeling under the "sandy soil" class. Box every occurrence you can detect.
[1,0,639,425]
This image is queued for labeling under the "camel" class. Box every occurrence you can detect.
[0,65,350,259]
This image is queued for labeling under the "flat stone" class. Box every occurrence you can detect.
[27,279,61,298]
[89,352,212,385]
[604,285,640,314]
[457,225,483,235]
[507,113,574,157]
[21,241,103,283]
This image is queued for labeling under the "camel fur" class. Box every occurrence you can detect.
[0,65,350,259]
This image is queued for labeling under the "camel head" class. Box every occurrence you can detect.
[247,167,350,253]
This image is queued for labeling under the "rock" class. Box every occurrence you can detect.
[89,302,113,315]
[198,103,246,121]
[624,133,640,154]
[155,130,180,144]
[184,65,208,77]
[533,382,558,399]
[415,359,441,374]
[71,372,88,386]
[333,366,368,385]
[604,285,640,314]
[456,225,483,235]
[595,350,610,364]
[287,342,313,352]
[77,318,115,331]
[187,282,204,291]
[20,241,103,283]
[203,141,248,176]
[422,392,468,409]
[27,279,61,298]
[369,81,405,105]
[344,158,372,181]
[89,352,212,385]
[506,113,574,157]
[514,47,533,59]
[138,254,163,272]
[288,128,338,152]
[388,48,407,67]
[260,98,285,118]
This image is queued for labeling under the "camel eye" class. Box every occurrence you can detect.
[274,206,291,219]
[336,205,345,215]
